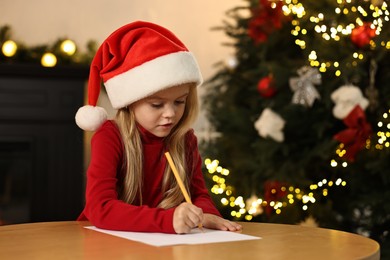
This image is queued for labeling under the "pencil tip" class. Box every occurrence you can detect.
[198,224,204,232]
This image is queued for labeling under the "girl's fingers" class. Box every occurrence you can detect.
[186,206,203,227]
[203,213,242,231]
[173,203,203,233]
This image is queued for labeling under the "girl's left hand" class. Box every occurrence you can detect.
[202,213,242,232]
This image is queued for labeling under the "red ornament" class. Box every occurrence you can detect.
[257,76,277,98]
[351,23,376,48]
[248,0,286,44]
[333,105,372,162]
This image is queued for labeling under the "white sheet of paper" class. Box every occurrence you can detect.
[85,226,261,247]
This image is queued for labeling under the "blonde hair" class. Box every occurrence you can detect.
[114,84,199,209]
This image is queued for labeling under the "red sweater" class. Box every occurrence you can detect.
[78,121,221,233]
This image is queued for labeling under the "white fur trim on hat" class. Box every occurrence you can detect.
[75,105,108,131]
[105,51,203,109]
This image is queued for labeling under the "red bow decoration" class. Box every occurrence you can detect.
[333,105,372,162]
[248,0,286,44]
[264,180,287,215]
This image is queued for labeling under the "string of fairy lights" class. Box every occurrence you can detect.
[205,1,390,221]
[282,0,389,76]
[2,38,80,67]
[375,110,390,149]
[204,158,347,221]
[206,107,389,220]
[0,25,96,67]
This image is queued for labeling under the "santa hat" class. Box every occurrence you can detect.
[75,21,203,131]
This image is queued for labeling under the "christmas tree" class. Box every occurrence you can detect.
[202,0,390,257]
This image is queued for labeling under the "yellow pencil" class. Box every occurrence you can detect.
[164,152,204,231]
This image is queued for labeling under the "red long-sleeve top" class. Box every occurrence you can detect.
[77,120,221,233]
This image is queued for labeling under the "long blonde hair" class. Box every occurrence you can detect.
[114,84,199,209]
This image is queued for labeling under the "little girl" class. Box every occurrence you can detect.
[75,21,242,234]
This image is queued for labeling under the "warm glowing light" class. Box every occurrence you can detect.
[205,157,348,219]
[1,40,18,57]
[330,159,338,167]
[60,39,76,55]
[308,51,317,60]
[41,53,57,67]
[302,195,315,203]
[221,198,229,205]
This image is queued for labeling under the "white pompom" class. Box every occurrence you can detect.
[75,105,108,131]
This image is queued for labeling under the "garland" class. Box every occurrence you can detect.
[0,25,97,67]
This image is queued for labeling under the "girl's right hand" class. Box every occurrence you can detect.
[173,202,204,234]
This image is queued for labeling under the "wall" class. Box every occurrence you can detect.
[0,0,242,134]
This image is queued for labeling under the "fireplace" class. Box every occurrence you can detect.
[0,139,32,223]
[0,63,88,225]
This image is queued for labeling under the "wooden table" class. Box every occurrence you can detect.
[0,221,380,260]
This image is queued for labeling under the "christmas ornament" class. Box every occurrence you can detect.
[331,84,369,120]
[257,75,277,98]
[350,23,376,48]
[289,66,321,107]
[254,108,285,142]
[333,106,372,162]
[248,0,285,44]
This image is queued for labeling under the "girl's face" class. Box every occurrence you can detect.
[132,83,191,137]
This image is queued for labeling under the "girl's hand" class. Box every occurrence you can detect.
[203,213,242,232]
[173,202,204,234]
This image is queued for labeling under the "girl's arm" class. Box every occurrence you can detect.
[80,122,176,233]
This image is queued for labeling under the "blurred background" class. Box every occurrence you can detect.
[0,0,241,130]
[1,0,389,258]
